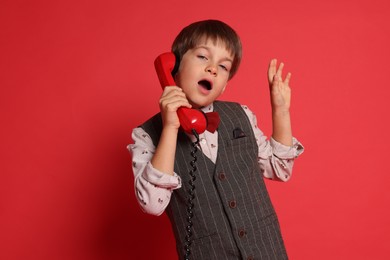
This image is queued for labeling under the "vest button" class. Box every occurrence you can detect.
[238,229,246,238]
[218,172,226,180]
[229,200,237,208]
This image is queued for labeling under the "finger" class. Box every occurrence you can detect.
[268,59,277,83]
[284,72,292,86]
[270,74,280,91]
[160,92,190,107]
[163,90,186,100]
[161,86,182,97]
[161,87,185,99]
[163,99,192,111]
[276,62,284,79]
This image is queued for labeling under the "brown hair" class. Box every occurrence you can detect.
[171,20,242,80]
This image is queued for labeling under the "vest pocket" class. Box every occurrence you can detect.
[226,135,250,148]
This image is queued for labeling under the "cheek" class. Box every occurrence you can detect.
[174,72,192,90]
[221,84,227,93]
[174,69,187,86]
[216,79,228,94]
[174,65,190,84]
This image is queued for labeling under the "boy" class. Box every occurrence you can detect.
[129,20,304,260]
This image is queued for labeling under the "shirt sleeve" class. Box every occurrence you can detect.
[127,127,182,216]
[242,105,304,182]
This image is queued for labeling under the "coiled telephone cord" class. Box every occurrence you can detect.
[184,129,200,260]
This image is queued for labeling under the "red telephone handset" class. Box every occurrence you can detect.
[154,52,207,134]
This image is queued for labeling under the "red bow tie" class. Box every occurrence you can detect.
[204,111,220,133]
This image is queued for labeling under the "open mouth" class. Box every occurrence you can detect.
[198,80,212,91]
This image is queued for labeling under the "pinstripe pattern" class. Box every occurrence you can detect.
[141,101,288,260]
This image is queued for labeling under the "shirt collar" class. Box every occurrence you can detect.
[201,103,214,113]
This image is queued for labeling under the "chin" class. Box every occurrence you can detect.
[193,101,213,109]
[188,94,215,109]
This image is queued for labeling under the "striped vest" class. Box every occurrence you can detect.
[141,101,288,260]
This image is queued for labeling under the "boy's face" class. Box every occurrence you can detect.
[174,38,233,108]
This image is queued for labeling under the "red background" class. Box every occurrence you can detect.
[1,0,390,259]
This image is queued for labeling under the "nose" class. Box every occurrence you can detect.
[206,65,217,76]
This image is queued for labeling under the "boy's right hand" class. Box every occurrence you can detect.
[159,86,192,130]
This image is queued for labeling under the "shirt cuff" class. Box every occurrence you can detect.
[270,137,304,159]
[142,162,182,189]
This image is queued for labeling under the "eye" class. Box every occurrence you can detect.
[219,64,229,71]
[197,55,208,60]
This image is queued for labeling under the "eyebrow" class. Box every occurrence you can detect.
[195,46,233,63]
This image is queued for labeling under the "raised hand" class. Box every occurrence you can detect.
[268,59,291,111]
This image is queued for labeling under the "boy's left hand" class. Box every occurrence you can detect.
[268,59,291,111]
